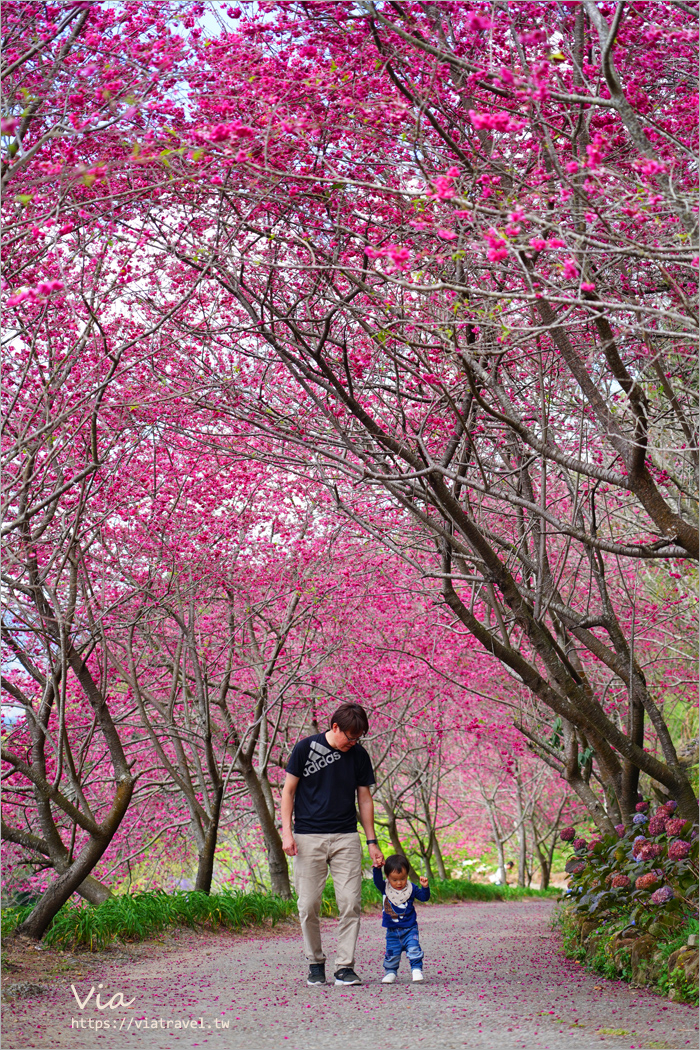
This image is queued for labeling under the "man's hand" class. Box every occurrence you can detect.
[280,774,299,856]
[419,875,429,888]
[369,843,384,867]
[282,831,297,857]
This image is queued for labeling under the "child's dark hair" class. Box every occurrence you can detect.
[384,854,410,877]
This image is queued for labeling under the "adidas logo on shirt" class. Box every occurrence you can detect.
[302,740,342,777]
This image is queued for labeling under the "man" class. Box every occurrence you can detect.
[281,702,384,986]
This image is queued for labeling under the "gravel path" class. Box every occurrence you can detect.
[3,899,696,1050]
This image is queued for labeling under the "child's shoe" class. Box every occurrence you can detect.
[411,969,424,982]
[381,971,396,984]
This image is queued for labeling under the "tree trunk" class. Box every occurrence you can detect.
[494,837,507,885]
[673,779,699,823]
[194,786,223,894]
[432,833,448,880]
[530,820,551,890]
[515,779,528,887]
[620,700,644,822]
[420,793,447,879]
[237,755,291,897]
[17,777,134,941]
[74,874,113,904]
[381,810,420,881]
[1,822,114,904]
[260,770,276,822]
[409,820,435,879]
[486,804,507,883]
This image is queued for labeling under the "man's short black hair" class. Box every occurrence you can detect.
[384,854,410,877]
[329,702,369,737]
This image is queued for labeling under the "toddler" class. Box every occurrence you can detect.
[372,854,430,983]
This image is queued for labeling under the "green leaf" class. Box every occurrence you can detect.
[549,716,562,749]
[579,746,594,768]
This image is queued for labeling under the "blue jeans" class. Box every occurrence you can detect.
[383,923,424,973]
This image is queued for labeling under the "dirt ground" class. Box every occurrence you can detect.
[2,899,697,1050]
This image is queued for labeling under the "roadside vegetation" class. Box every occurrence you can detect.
[2,878,557,952]
[554,800,698,1004]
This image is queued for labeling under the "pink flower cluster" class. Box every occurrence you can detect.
[665,818,687,836]
[637,841,663,861]
[467,12,491,30]
[207,120,255,142]
[572,838,587,851]
[650,886,675,904]
[560,827,575,842]
[484,228,508,263]
[468,109,525,133]
[668,840,690,860]
[433,177,455,200]
[432,167,460,200]
[366,245,412,271]
[387,246,411,269]
[638,159,666,176]
[611,873,631,889]
[647,815,667,835]
[635,871,660,890]
[6,279,64,306]
[585,135,607,167]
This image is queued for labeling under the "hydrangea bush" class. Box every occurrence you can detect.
[561,800,698,933]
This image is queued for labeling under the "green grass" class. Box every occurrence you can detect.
[425,878,559,903]
[654,918,699,1002]
[2,904,34,939]
[1,877,557,952]
[2,890,297,951]
[554,904,698,1005]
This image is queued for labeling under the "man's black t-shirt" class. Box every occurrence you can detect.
[285,733,376,834]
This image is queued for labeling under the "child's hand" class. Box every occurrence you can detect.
[419,875,429,888]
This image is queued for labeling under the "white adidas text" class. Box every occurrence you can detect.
[303,750,341,777]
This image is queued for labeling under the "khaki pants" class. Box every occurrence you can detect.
[294,832,362,970]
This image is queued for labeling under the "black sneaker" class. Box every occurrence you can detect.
[334,967,361,985]
[307,963,326,986]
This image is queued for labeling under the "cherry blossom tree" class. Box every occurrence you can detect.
[154,0,698,825]
[1,484,137,938]
[3,2,697,936]
[456,726,581,887]
[100,458,371,898]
